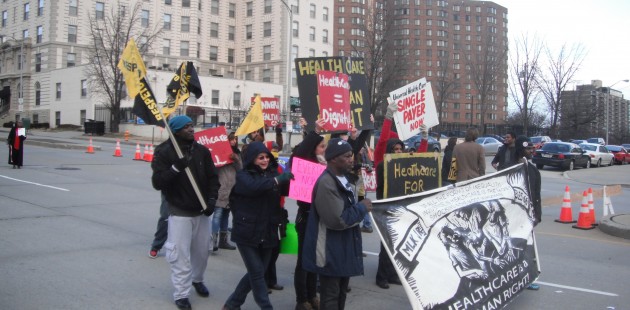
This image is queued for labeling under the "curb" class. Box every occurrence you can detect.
[599,214,630,240]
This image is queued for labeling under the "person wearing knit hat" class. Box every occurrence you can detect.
[168,115,193,133]
[325,138,353,161]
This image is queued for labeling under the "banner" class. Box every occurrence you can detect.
[255,97,280,127]
[163,61,203,118]
[317,70,351,132]
[372,164,539,309]
[390,78,438,141]
[361,167,376,192]
[295,57,373,132]
[288,157,326,203]
[383,153,441,198]
[194,127,233,167]
[235,95,265,136]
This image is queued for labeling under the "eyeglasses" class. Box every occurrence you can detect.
[257,155,270,160]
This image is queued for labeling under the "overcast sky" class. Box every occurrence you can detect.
[495,0,630,100]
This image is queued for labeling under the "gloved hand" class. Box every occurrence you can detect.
[385,99,397,120]
[202,198,216,216]
[275,172,294,184]
[172,156,188,172]
[420,124,428,140]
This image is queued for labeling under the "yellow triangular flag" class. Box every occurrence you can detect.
[117,38,147,98]
[235,95,265,136]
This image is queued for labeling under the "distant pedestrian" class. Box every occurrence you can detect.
[7,120,26,169]
[211,132,241,252]
[491,132,517,170]
[442,137,458,185]
[148,193,169,258]
[452,127,486,182]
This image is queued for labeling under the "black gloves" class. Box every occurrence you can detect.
[275,172,294,184]
[172,156,188,172]
[202,198,216,217]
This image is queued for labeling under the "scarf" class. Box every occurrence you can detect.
[13,126,20,150]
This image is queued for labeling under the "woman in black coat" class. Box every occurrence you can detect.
[7,120,26,169]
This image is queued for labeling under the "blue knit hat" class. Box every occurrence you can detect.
[168,115,193,132]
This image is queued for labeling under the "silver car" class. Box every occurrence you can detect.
[476,137,503,155]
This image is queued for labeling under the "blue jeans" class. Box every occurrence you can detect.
[151,194,169,250]
[225,244,273,309]
[211,207,230,233]
[361,212,372,229]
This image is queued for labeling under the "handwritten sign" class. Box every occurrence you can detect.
[253,97,281,127]
[194,127,233,167]
[383,152,441,198]
[317,70,351,132]
[361,168,376,192]
[289,157,326,203]
[390,78,439,141]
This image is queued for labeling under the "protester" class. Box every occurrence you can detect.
[148,194,169,258]
[303,138,373,310]
[7,120,26,169]
[452,127,485,182]
[212,132,241,252]
[223,141,293,310]
[264,140,287,293]
[151,115,220,310]
[491,132,517,170]
[441,137,458,185]
[241,128,265,156]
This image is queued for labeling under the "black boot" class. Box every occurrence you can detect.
[212,233,219,252]
[218,231,236,250]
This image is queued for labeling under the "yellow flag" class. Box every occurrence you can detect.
[117,38,147,98]
[235,95,265,136]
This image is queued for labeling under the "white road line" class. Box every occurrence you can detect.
[0,175,70,192]
[363,251,379,256]
[536,281,618,297]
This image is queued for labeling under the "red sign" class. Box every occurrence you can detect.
[194,127,233,167]
[361,168,376,192]
[252,97,280,127]
[316,70,351,132]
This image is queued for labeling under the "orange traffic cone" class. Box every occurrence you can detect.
[133,143,143,161]
[555,185,576,223]
[587,188,597,226]
[142,144,149,161]
[113,140,123,157]
[86,137,95,154]
[145,144,154,162]
[573,191,595,230]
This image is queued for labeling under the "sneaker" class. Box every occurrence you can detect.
[527,283,540,291]
[148,249,159,259]
[361,226,373,233]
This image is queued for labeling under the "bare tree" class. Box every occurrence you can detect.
[539,43,586,139]
[434,54,456,130]
[506,108,547,134]
[85,2,161,133]
[508,34,544,136]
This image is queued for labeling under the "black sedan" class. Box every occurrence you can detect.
[532,142,590,170]
[404,135,442,153]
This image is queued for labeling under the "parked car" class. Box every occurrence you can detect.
[570,139,586,145]
[579,143,614,167]
[532,142,590,170]
[475,137,503,155]
[622,144,630,150]
[606,145,630,165]
[587,137,606,145]
[403,135,442,153]
[530,136,552,149]
[488,134,505,144]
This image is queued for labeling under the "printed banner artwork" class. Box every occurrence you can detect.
[361,167,376,192]
[295,57,373,132]
[317,70,351,132]
[390,78,439,141]
[288,157,326,203]
[163,61,203,118]
[372,164,539,310]
[194,127,233,167]
[252,97,281,127]
[383,153,441,198]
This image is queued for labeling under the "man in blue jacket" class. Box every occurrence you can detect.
[303,138,373,310]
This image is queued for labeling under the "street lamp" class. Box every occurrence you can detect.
[605,79,629,144]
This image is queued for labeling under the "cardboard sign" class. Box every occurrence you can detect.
[288,157,326,203]
[253,97,281,127]
[317,70,351,132]
[390,78,439,141]
[382,152,441,198]
[361,168,376,192]
[295,56,373,132]
[194,127,233,167]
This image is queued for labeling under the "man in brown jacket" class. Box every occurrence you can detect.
[452,127,486,182]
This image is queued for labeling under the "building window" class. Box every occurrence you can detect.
[210,22,219,38]
[81,79,87,97]
[38,0,44,16]
[228,48,234,63]
[229,3,235,18]
[309,26,315,41]
[228,25,235,40]
[181,16,190,32]
[309,49,315,57]
[212,90,219,105]
[23,29,29,39]
[163,14,171,30]
[322,29,328,43]
[69,0,78,16]
[35,82,41,105]
[291,0,299,14]
[24,3,30,20]
[244,71,252,80]
[209,46,218,60]
[180,41,189,56]
[264,21,271,37]
[245,48,252,62]
[80,110,86,125]
[263,45,271,61]
[182,0,190,8]
[262,69,271,82]
[246,24,252,39]
[56,83,62,99]
[196,42,200,58]
[141,10,149,27]
[67,53,76,67]
[36,26,43,43]
[96,2,104,20]
[2,11,7,27]
[292,21,299,37]
[165,0,172,5]
[291,45,298,61]
[163,39,170,55]
[211,0,219,15]
[233,92,241,107]
[246,2,253,17]
[310,4,316,18]
[35,53,41,72]
[55,111,61,126]
[323,7,328,21]
[68,25,77,43]
[17,54,23,70]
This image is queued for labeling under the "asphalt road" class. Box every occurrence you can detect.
[0,140,629,310]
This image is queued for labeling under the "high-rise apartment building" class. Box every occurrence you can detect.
[0,0,332,130]
[334,0,508,133]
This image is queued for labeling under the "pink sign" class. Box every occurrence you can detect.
[194,127,233,167]
[317,70,351,132]
[361,168,376,192]
[289,157,326,203]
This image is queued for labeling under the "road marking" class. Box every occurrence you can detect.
[536,281,618,297]
[364,251,379,256]
[0,175,70,192]
[536,231,630,247]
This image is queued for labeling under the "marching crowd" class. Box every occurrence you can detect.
[147,98,542,310]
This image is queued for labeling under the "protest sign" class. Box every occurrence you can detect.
[194,127,233,167]
[383,153,441,198]
[295,56,373,132]
[277,156,290,171]
[254,96,281,127]
[390,78,439,141]
[361,168,376,192]
[317,70,351,132]
[372,164,539,309]
[289,157,326,203]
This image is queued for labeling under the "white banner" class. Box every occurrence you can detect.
[390,78,439,141]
